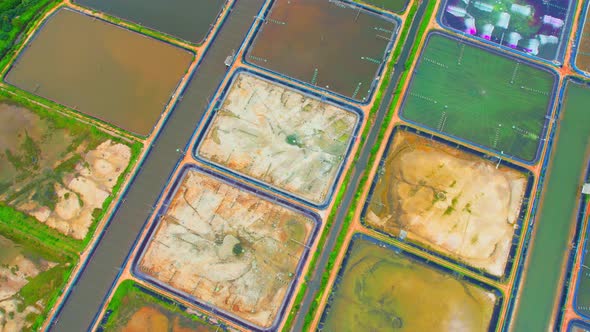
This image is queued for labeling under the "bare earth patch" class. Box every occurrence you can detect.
[365,130,528,276]
[17,140,131,239]
[138,168,315,329]
[0,235,57,331]
[197,72,358,205]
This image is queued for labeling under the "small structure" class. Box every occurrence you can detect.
[224,49,235,67]
[583,183,590,195]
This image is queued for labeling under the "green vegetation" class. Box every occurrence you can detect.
[513,80,590,330]
[0,0,55,60]
[0,87,142,329]
[401,33,555,162]
[101,280,223,331]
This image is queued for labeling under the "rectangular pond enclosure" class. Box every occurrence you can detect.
[362,126,532,278]
[73,0,227,44]
[195,70,361,207]
[440,0,575,62]
[134,165,319,331]
[400,32,557,163]
[245,0,399,103]
[5,8,193,136]
[319,234,502,331]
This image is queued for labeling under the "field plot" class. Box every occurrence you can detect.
[0,232,73,331]
[74,0,226,44]
[441,0,574,61]
[5,8,193,136]
[197,72,359,205]
[100,280,228,332]
[356,0,409,13]
[136,167,317,329]
[320,235,500,331]
[364,128,529,276]
[0,94,136,240]
[576,5,590,74]
[246,0,398,102]
[401,32,556,162]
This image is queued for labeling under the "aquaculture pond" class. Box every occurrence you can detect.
[246,0,398,102]
[99,280,226,332]
[512,80,590,331]
[356,0,409,13]
[196,72,359,206]
[576,4,590,74]
[441,0,574,61]
[5,9,193,136]
[364,127,530,277]
[136,166,317,330]
[575,189,590,318]
[74,0,226,44]
[400,32,556,162]
[320,235,500,331]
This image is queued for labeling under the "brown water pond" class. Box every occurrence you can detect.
[5,8,193,136]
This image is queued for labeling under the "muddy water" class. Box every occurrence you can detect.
[512,80,590,331]
[247,0,397,102]
[5,9,193,136]
[74,0,226,44]
[118,306,213,332]
[321,236,498,331]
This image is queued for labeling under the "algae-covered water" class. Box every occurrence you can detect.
[5,9,192,136]
[401,32,556,162]
[321,236,498,331]
[512,80,590,331]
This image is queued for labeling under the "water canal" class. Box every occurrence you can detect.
[512,79,590,331]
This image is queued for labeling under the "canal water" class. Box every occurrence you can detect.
[74,0,226,44]
[512,80,590,331]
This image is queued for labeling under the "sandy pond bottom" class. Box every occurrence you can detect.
[365,129,528,276]
[0,101,131,239]
[321,237,498,331]
[138,168,315,329]
[197,72,358,205]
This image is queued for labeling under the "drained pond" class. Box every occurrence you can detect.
[74,0,226,43]
[320,235,499,331]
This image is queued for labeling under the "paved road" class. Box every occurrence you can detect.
[50,1,265,330]
[291,1,429,330]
